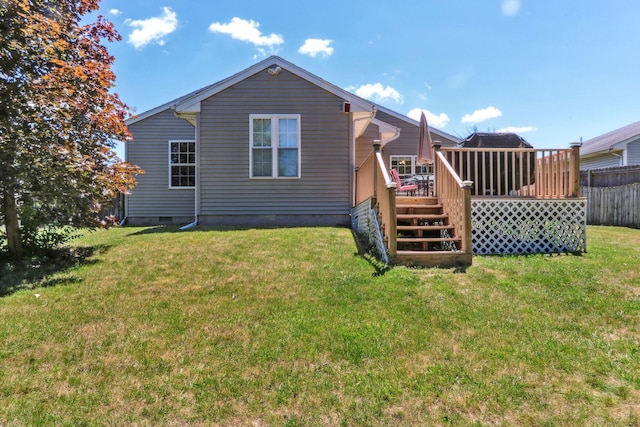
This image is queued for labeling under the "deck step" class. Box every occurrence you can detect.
[396,203,443,209]
[397,225,453,231]
[393,250,472,268]
[397,237,460,243]
[389,195,471,268]
[396,213,448,220]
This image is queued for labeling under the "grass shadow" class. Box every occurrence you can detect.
[350,230,391,276]
[125,225,184,235]
[0,244,110,297]
[125,225,255,236]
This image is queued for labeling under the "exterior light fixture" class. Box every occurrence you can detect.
[267,66,282,76]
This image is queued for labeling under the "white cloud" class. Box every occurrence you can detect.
[126,7,177,50]
[501,0,521,17]
[407,108,450,128]
[346,83,403,104]
[298,38,334,57]
[461,106,502,124]
[496,126,538,134]
[109,9,122,16]
[209,17,284,49]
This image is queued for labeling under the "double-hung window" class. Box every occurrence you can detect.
[250,115,300,178]
[169,140,196,188]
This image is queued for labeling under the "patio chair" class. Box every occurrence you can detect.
[390,169,419,196]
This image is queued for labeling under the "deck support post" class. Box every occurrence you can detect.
[570,141,582,197]
[373,139,381,200]
[461,180,473,253]
[432,142,441,197]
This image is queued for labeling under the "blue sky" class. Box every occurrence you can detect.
[95,0,640,154]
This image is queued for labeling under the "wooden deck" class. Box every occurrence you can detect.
[352,142,585,268]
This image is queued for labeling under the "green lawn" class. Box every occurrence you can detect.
[1,225,639,426]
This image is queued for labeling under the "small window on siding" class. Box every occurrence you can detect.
[169,140,196,188]
[250,115,300,178]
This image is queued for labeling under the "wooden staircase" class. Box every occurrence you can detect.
[391,196,472,268]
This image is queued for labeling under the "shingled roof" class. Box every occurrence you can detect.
[580,121,640,156]
[458,132,533,148]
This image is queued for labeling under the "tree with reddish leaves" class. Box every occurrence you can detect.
[0,0,142,259]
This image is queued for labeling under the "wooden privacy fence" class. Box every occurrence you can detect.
[580,165,640,187]
[581,183,640,228]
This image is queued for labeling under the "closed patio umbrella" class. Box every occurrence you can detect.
[417,111,434,166]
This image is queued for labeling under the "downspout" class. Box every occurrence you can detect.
[119,138,128,226]
[180,110,200,230]
[379,128,401,148]
[608,147,623,166]
[118,192,127,226]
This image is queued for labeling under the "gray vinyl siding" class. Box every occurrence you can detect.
[197,68,351,220]
[628,139,640,165]
[126,109,196,219]
[580,153,622,170]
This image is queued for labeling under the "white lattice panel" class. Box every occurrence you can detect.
[351,199,389,263]
[472,199,587,255]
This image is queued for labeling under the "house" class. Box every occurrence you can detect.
[580,121,640,170]
[125,56,585,267]
[124,56,457,228]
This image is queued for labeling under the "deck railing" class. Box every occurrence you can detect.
[354,142,397,258]
[440,144,581,198]
[434,150,472,252]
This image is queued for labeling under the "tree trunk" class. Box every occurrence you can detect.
[2,188,23,259]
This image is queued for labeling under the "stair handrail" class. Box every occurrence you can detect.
[434,147,473,253]
[373,141,397,259]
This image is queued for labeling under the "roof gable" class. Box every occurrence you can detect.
[174,56,376,116]
[581,121,640,156]
[125,56,456,143]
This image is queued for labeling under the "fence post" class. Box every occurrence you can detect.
[570,142,582,197]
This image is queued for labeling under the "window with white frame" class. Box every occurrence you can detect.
[169,140,196,188]
[390,155,417,179]
[250,115,300,178]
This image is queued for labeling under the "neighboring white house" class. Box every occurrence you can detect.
[580,121,640,170]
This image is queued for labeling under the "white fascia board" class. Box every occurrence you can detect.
[125,83,216,126]
[371,118,401,146]
[353,111,376,138]
[125,103,172,126]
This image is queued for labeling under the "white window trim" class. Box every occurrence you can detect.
[168,140,196,189]
[390,155,418,178]
[249,114,301,179]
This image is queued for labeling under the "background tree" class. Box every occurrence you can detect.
[0,0,142,259]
